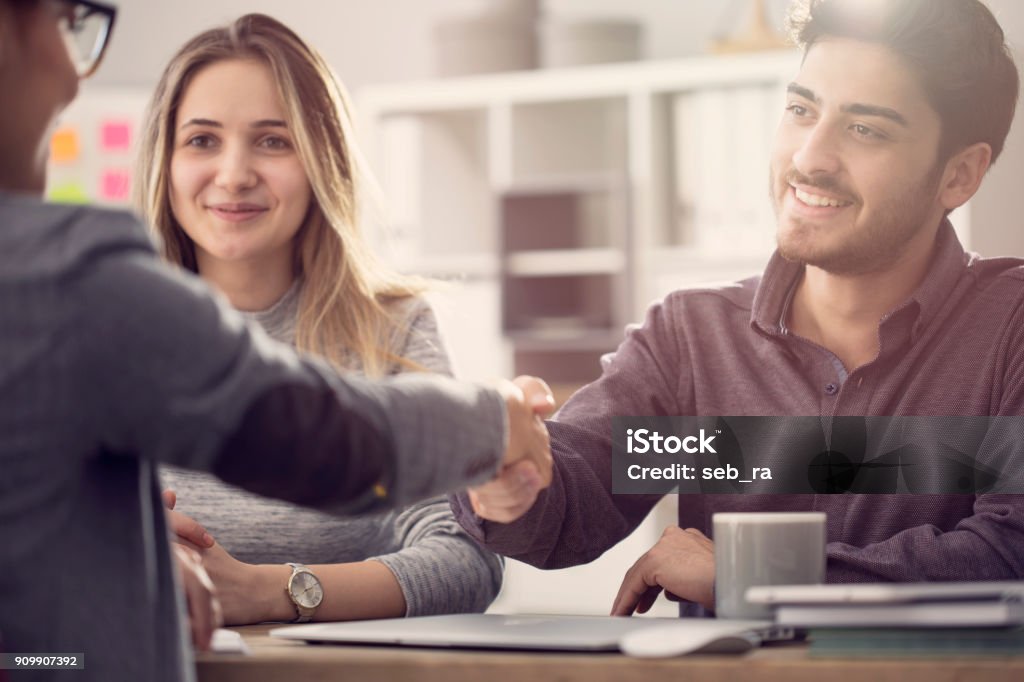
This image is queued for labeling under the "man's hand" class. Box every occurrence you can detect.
[173,544,222,651]
[611,526,716,616]
[498,375,555,481]
[471,376,555,523]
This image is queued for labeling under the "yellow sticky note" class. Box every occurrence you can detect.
[50,127,80,164]
[48,181,90,204]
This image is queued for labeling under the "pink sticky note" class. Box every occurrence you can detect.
[100,169,131,202]
[101,120,132,151]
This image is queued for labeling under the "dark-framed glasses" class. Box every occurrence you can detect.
[54,0,117,78]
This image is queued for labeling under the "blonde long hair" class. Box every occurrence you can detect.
[136,13,424,376]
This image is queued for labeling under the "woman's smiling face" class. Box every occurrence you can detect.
[169,58,312,272]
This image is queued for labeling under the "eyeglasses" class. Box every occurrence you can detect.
[53,0,117,78]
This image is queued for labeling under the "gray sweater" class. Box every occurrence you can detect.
[0,195,507,682]
[162,285,503,615]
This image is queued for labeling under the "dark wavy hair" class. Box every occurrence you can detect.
[788,0,1019,165]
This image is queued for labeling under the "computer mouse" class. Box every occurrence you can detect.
[619,623,761,658]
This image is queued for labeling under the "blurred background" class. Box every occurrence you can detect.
[51,0,1024,617]
[91,0,790,91]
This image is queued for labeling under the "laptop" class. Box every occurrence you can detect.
[269,613,786,655]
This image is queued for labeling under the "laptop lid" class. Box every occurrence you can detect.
[269,614,776,652]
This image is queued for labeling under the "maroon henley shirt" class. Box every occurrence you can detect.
[453,222,1024,590]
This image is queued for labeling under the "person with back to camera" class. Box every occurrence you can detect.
[138,13,504,625]
[0,1,553,680]
[453,0,1024,617]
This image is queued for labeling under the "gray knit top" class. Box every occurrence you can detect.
[162,285,503,616]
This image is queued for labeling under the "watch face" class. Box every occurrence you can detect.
[290,571,324,609]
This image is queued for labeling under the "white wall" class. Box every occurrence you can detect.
[972,1,1024,257]
[94,0,444,93]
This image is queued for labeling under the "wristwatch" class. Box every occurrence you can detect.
[285,563,324,623]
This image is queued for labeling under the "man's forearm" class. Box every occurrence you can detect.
[826,495,1024,582]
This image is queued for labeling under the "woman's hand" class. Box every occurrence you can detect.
[163,489,283,624]
[162,489,214,551]
[172,544,222,650]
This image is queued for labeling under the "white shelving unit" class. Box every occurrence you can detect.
[360,49,802,393]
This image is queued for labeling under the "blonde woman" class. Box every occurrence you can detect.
[136,13,505,624]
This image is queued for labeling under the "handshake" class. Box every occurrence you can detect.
[482,376,558,523]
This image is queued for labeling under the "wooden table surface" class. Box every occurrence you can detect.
[195,624,1024,682]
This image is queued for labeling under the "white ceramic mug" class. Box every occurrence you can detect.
[713,512,827,619]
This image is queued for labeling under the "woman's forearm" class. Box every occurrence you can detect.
[250,560,407,623]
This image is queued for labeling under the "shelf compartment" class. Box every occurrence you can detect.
[370,109,493,266]
[500,187,626,252]
[503,273,617,333]
[667,84,779,252]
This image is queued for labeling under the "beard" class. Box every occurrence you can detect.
[770,163,944,276]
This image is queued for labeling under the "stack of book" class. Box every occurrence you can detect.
[746,581,1024,657]
[773,594,1023,628]
[806,627,1024,658]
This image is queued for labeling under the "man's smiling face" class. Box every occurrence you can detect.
[770,38,947,276]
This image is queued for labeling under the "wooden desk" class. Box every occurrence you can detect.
[197,624,1024,682]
